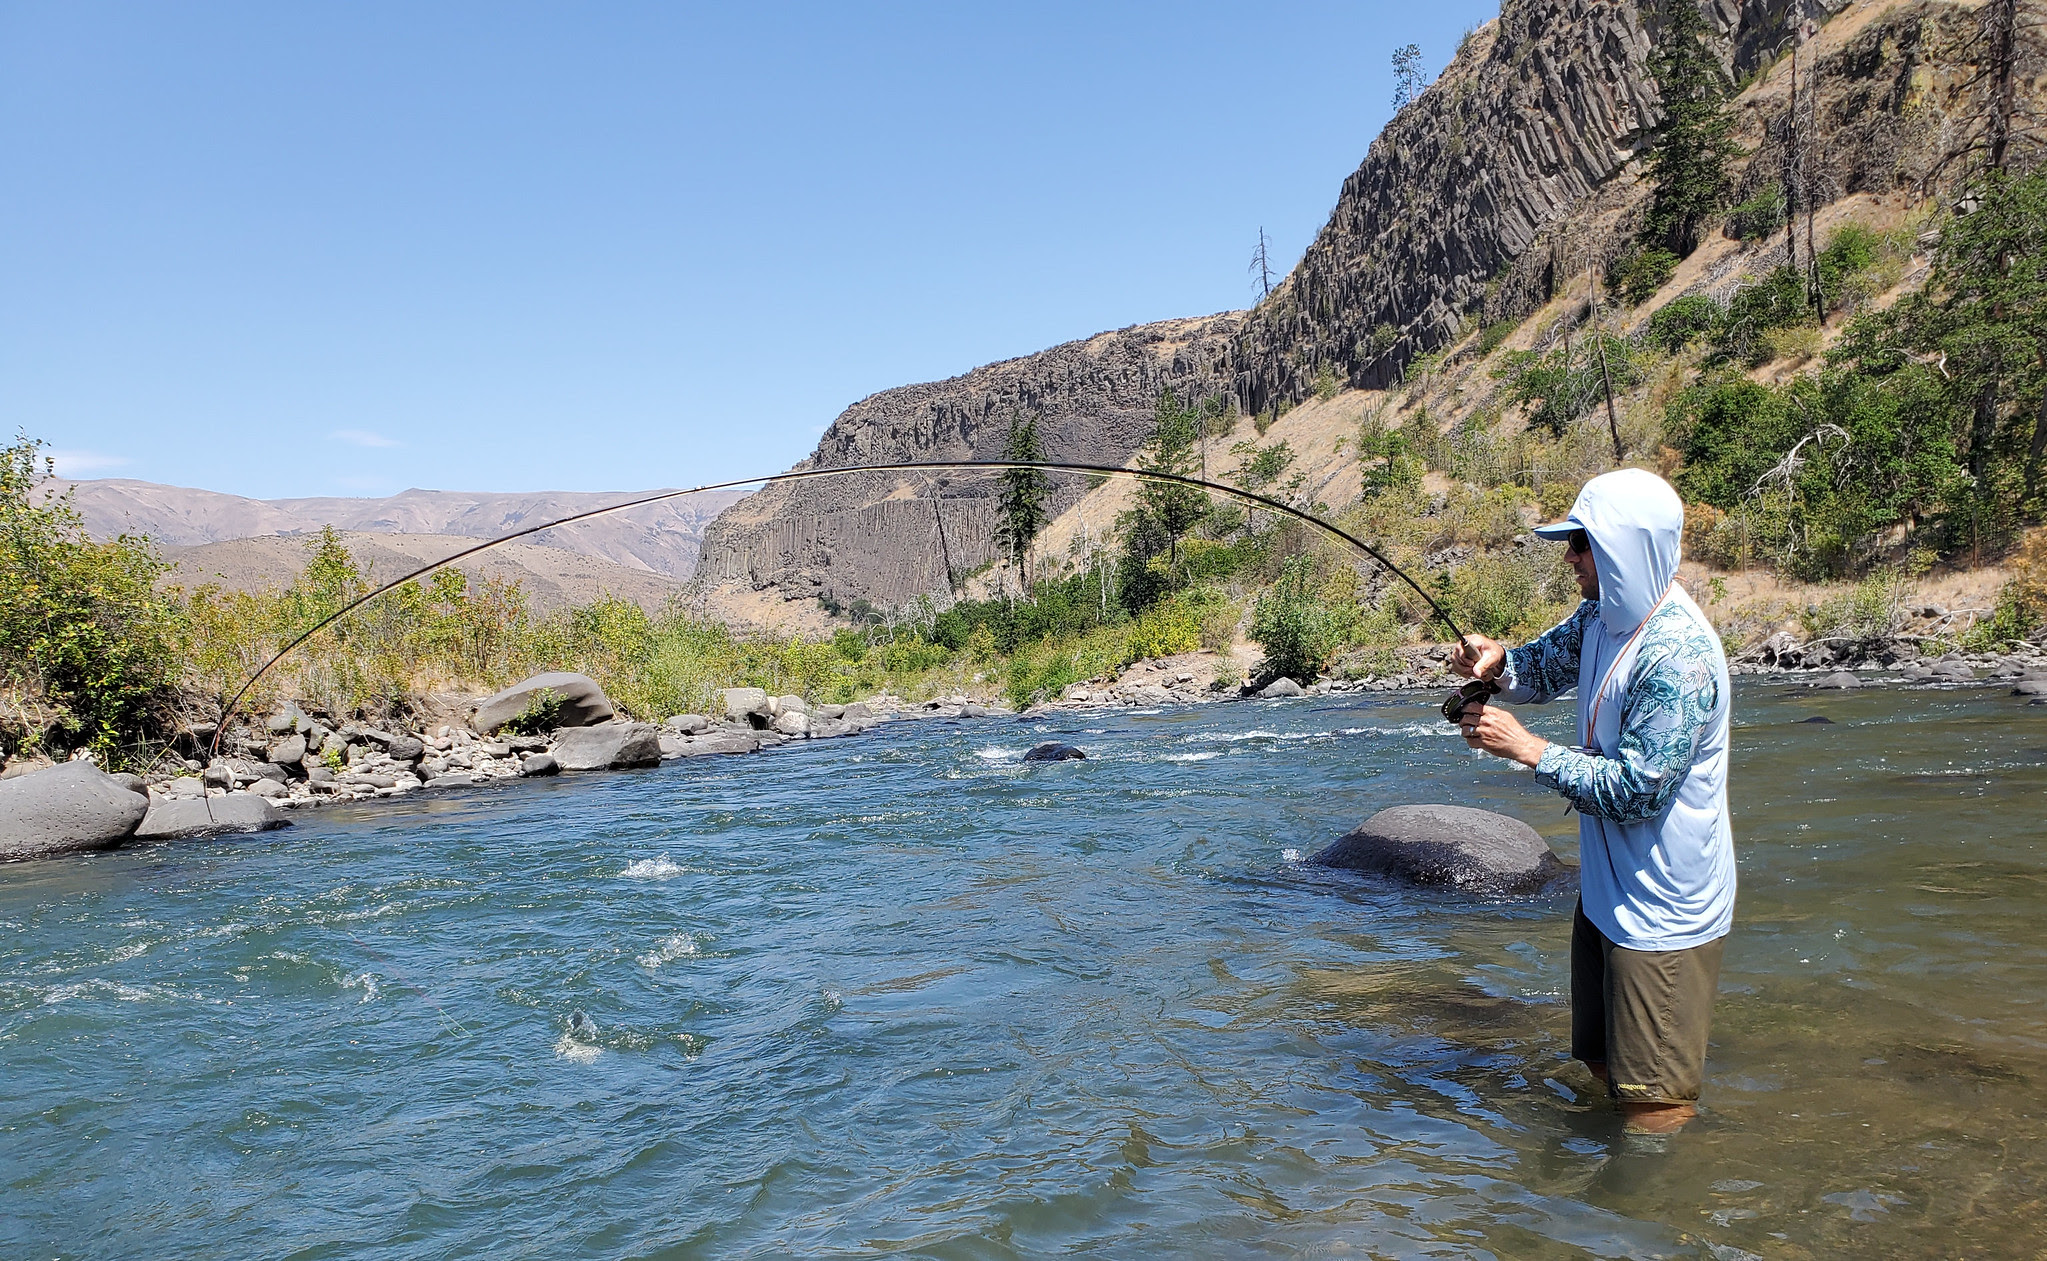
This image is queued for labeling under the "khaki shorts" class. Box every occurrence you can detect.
[1571,902,1725,1104]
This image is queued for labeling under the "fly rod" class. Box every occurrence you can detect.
[203,459,1478,760]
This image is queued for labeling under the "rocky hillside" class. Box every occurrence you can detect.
[694,315,1239,623]
[694,0,2027,627]
[60,479,745,580]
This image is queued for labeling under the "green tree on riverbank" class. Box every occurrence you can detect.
[0,436,180,760]
[992,410,1049,596]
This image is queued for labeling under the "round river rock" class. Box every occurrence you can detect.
[1310,804,1565,894]
[1022,742,1086,762]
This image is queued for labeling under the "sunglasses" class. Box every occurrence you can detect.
[1564,529,1591,556]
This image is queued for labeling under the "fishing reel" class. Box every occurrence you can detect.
[1441,677,1500,724]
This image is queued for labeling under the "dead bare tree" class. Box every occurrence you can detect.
[1249,228,1275,301]
[1586,263,1625,466]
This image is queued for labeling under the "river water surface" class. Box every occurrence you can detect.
[4,682,2044,1258]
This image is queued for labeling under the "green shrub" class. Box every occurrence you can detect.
[501,687,563,735]
[1724,183,1785,240]
[1964,529,2047,648]
[1448,550,1576,640]
[1126,602,1200,661]
[1496,335,1642,436]
[1249,555,1337,683]
[1474,320,1516,358]
[1356,412,1424,496]
[0,437,180,762]
[1801,570,1909,644]
[1715,266,1813,365]
[1232,440,1296,489]
[1611,246,1680,306]
[1646,293,1724,353]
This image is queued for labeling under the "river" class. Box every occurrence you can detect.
[3,681,2043,1258]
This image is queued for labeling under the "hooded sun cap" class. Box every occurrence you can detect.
[1533,469,1685,633]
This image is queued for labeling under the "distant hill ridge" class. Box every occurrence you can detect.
[59,478,746,581]
[162,531,693,612]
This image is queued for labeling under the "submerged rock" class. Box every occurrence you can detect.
[1798,715,1836,724]
[0,762,151,862]
[133,793,287,840]
[1022,742,1087,762]
[1310,804,1565,894]
[471,672,615,734]
[1814,671,1865,690]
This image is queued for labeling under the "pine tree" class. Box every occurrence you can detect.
[1641,0,1740,256]
[1116,392,1217,611]
[1391,44,1426,111]
[992,411,1049,594]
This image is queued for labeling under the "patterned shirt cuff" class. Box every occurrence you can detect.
[1533,741,1570,788]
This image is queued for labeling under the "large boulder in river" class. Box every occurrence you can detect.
[134,792,287,840]
[1023,742,1087,762]
[551,722,663,771]
[1310,804,1565,894]
[471,672,615,734]
[1260,677,1306,698]
[0,761,151,861]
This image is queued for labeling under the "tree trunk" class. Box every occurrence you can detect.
[1986,0,2018,173]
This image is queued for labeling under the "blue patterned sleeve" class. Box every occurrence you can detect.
[1498,601,1595,704]
[1531,621,1720,822]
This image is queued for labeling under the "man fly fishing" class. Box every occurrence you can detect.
[1447,469,1734,1135]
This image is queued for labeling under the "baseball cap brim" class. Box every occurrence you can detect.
[1531,519,1582,540]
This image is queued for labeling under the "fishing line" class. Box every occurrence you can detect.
[200,459,1474,761]
[343,927,470,1038]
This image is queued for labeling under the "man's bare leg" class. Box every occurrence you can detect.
[1621,1102,1696,1133]
[1585,1063,1695,1132]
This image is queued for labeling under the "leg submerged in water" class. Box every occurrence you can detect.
[1572,902,1722,1134]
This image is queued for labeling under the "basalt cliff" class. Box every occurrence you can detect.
[696,0,2029,624]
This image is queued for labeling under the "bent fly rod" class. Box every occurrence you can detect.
[201,460,1478,761]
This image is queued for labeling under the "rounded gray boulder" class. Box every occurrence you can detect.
[1022,742,1086,762]
[134,793,288,840]
[471,672,616,735]
[1310,804,1565,894]
[0,761,151,861]
[551,722,663,771]
[1260,677,1306,698]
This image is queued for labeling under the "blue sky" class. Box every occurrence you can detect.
[2,1,1497,499]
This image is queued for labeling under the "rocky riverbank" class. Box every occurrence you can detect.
[0,671,1029,862]
[7,630,2043,864]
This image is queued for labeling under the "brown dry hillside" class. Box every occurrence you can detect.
[163,532,689,612]
[61,478,745,580]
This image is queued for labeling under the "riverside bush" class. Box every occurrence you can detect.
[1966,528,2047,648]
[1249,555,1338,683]
[0,437,180,761]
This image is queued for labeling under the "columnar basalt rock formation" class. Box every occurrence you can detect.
[695,0,2028,621]
[694,314,1240,615]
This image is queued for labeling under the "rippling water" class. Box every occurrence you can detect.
[5,683,2045,1258]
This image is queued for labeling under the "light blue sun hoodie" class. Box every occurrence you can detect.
[1498,469,1735,951]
